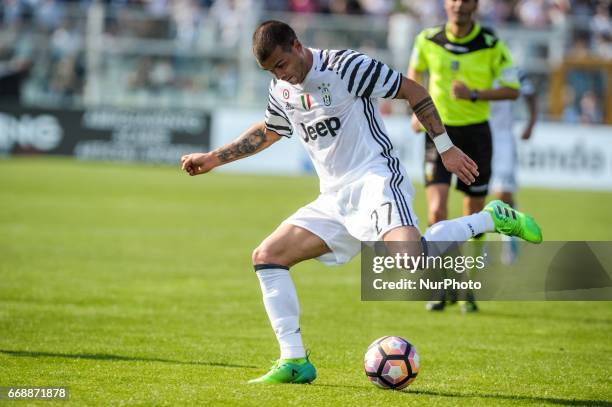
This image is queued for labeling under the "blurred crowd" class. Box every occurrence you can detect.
[2,0,609,28]
[0,0,610,123]
[2,0,609,32]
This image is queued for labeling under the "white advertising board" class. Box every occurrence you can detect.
[211,108,305,175]
[515,123,612,190]
[212,108,612,191]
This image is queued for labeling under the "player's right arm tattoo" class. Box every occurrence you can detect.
[412,96,446,139]
[216,127,268,163]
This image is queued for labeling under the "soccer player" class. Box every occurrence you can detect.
[490,72,538,263]
[407,0,521,311]
[181,20,542,384]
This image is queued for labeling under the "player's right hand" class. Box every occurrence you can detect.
[181,152,219,176]
[440,146,479,185]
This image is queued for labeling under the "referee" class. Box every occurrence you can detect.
[407,0,520,312]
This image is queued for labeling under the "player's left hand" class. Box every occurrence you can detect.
[451,81,471,100]
[440,146,479,185]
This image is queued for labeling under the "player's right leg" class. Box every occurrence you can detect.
[420,200,541,314]
[249,224,329,384]
[423,201,542,249]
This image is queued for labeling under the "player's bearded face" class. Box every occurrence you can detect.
[259,43,308,85]
[445,0,478,25]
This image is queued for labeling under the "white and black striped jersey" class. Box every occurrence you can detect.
[264,48,407,193]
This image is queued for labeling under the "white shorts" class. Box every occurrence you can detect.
[283,171,419,265]
[490,130,517,193]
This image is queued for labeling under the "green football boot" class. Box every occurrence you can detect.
[483,200,543,243]
[248,356,317,384]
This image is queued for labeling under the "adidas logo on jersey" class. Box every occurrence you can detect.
[299,117,341,142]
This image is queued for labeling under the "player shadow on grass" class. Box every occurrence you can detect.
[316,385,610,405]
[411,389,612,406]
[0,349,258,369]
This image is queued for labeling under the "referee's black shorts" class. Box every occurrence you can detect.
[424,121,492,197]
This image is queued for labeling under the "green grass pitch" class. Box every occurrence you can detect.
[1,157,611,406]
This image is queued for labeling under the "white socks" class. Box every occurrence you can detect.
[255,266,305,360]
[423,212,494,256]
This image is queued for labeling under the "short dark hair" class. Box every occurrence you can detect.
[252,20,297,62]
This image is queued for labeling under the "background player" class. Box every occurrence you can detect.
[181,20,542,384]
[490,72,538,264]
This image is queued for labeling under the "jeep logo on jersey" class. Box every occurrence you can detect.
[299,117,341,142]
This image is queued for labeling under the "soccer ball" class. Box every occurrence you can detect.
[364,336,419,390]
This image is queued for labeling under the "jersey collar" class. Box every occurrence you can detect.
[293,48,319,90]
[445,22,481,44]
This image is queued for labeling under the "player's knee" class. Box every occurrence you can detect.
[252,244,284,266]
[251,246,265,265]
